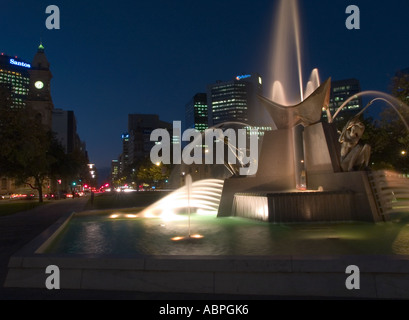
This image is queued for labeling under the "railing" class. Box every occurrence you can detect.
[368,170,409,216]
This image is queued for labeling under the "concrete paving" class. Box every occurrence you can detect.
[0,198,89,299]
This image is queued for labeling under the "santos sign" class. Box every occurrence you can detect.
[9,59,31,69]
[236,74,252,81]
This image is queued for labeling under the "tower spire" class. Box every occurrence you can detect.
[38,40,45,53]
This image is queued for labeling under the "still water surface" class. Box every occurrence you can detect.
[46,212,409,256]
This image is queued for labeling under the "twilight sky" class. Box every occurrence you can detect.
[1,0,409,173]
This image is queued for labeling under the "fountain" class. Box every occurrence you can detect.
[4,0,409,299]
[220,85,409,223]
[216,0,409,224]
[154,0,409,225]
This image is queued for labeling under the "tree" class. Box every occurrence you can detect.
[135,158,170,187]
[47,136,90,191]
[0,91,49,201]
[0,87,63,202]
[0,87,91,201]
[356,70,409,173]
[381,70,409,172]
[391,70,409,104]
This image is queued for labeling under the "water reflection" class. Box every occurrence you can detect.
[46,213,409,256]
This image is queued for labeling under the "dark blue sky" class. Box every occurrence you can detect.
[2,0,409,171]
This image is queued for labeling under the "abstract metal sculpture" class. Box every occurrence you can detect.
[258,78,332,129]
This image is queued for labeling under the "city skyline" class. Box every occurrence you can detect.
[2,0,409,170]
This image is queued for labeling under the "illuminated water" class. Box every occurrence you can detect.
[46,211,409,256]
[332,91,409,131]
[270,0,304,104]
[140,179,224,220]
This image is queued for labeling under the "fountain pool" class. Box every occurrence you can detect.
[5,206,409,298]
[5,0,409,298]
[44,210,409,256]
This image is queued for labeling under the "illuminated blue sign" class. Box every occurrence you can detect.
[9,58,31,69]
[236,74,252,81]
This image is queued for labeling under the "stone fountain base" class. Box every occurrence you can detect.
[218,123,384,223]
[219,171,382,223]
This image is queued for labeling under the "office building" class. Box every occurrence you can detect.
[0,44,55,195]
[185,93,208,132]
[121,133,130,172]
[52,109,81,154]
[0,44,54,128]
[111,160,120,182]
[0,53,30,109]
[325,78,363,122]
[207,73,273,134]
[52,109,89,162]
[51,108,89,191]
[126,114,172,166]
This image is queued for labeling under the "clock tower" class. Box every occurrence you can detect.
[26,43,54,129]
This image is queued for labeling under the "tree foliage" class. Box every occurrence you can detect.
[135,158,170,187]
[391,70,409,104]
[47,136,89,185]
[0,87,89,201]
[0,87,51,201]
[354,70,409,173]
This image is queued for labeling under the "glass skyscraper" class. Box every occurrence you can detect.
[0,53,30,109]
[185,93,208,132]
[324,78,363,122]
[207,77,254,126]
[207,73,273,135]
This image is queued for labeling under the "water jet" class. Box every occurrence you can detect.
[4,0,409,299]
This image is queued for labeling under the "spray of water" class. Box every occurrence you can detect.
[186,174,192,238]
[140,179,225,221]
[292,0,304,102]
[331,91,409,132]
[304,68,321,99]
[270,0,304,104]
